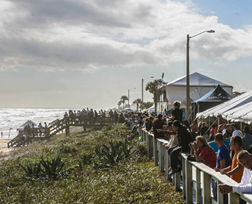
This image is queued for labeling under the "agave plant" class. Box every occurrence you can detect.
[80,153,93,165]
[94,138,136,167]
[121,137,135,159]
[95,141,122,166]
[40,156,65,180]
[19,162,42,178]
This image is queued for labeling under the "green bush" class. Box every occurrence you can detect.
[19,162,41,178]
[19,156,66,180]
[40,156,66,180]
[1,125,185,203]
[95,140,124,167]
[80,153,93,165]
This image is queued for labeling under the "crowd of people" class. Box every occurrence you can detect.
[18,107,125,146]
[125,100,252,203]
[18,122,49,146]
[63,108,125,124]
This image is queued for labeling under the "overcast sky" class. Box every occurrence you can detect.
[1,0,252,109]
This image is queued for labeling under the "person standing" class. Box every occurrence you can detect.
[213,133,231,203]
[168,100,183,123]
[209,124,218,141]
[38,122,43,136]
[242,126,252,150]
[153,114,165,139]
[231,123,243,137]
[215,133,231,170]
[219,150,252,204]
[31,123,36,137]
[147,116,154,132]
[219,136,244,183]
[190,121,198,140]
[24,124,31,137]
[21,132,27,146]
[198,122,209,140]
[223,124,233,139]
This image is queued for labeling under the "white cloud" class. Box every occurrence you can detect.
[0,0,252,73]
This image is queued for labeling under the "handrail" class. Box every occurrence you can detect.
[7,116,118,148]
[139,129,252,204]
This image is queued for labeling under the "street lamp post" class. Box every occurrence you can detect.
[128,88,136,108]
[186,30,215,121]
[128,89,130,108]
[142,76,154,103]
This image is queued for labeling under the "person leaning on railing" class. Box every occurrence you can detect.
[218,135,244,183]
[163,120,178,150]
[153,114,165,139]
[219,150,252,194]
[168,120,194,175]
[212,133,231,203]
[190,136,216,169]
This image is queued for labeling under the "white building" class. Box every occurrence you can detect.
[166,72,233,104]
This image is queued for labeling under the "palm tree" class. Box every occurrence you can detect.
[145,79,163,113]
[120,95,128,109]
[132,98,142,111]
[117,100,123,109]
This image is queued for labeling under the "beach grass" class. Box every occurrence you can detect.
[0,125,185,203]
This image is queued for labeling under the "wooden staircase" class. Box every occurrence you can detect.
[7,116,117,148]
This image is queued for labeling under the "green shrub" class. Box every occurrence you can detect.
[58,143,77,154]
[40,156,66,180]
[80,153,93,165]
[95,140,124,167]
[19,156,66,180]
[136,142,148,157]
[78,153,94,170]
[121,137,135,158]
[19,162,42,178]
[94,137,136,168]
[3,125,185,203]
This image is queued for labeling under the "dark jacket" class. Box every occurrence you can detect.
[153,119,164,138]
[172,108,183,123]
[177,125,193,153]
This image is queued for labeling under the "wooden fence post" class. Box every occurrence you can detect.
[196,168,201,204]
[229,192,239,204]
[182,155,186,199]
[217,180,224,204]
[153,137,158,166]
[203,172,211,204]
[158,140,165,172]
[175,171,181,192]
[186,161,193,204]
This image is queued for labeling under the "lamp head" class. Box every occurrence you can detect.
[207,30,215,33]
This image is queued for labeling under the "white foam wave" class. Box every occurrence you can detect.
[0,108,70,138]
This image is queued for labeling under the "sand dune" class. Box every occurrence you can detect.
[0,139,12,156]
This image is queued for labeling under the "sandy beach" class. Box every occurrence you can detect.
[0,139,12,156]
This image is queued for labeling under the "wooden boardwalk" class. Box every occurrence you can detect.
[7,117,117,148]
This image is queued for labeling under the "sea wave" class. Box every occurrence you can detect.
[0,108,70,139]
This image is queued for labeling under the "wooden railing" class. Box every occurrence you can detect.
[7,116,117,148]
[139,129,252,204]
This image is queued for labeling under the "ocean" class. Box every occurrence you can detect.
[0,108,70,139]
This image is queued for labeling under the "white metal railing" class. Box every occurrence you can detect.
[139,129,252,204]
